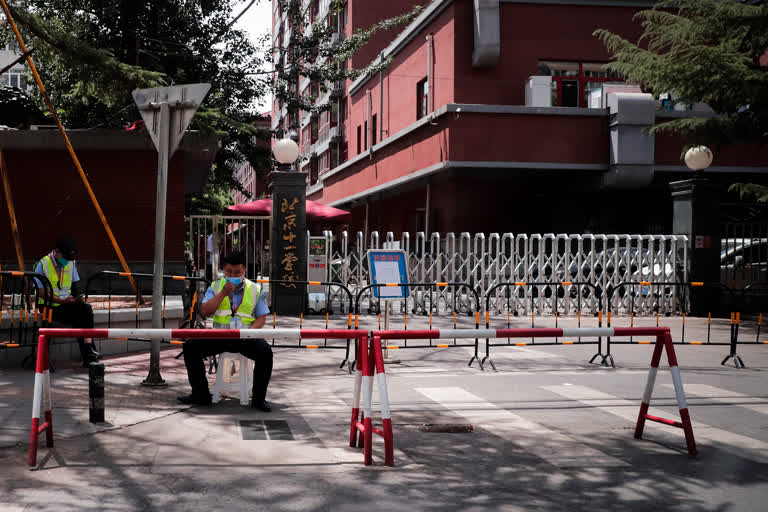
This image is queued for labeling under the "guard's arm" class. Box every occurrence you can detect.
[250,314,267,329]
[201,292,225,317]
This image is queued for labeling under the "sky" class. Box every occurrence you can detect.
[233,0,273,112]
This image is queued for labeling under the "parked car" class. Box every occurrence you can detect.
[721,238,768,289]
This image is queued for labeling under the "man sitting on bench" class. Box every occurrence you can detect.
[178,251,273,411]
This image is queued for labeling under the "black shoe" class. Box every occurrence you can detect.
[80,344,102,367]
[85,344,102,359]
[251,400,271,412]
[177,393,213,406]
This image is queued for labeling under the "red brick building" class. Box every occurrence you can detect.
[230,115,272,205]
[273,0,768,235]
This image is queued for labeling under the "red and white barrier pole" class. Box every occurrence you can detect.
[29,334,53,468]
[372,335,394,466]
[349,339,362,448]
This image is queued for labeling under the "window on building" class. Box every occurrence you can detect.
[363,120,368,150]
[310,118,318,143]
[538,61,622,108]
[371,114,377,146]
[340,97,348,122]
[330,102,339,127]
[356,125,361,154]
[319,150,331,177]
[4,70,24,89]
[341,142,348,163]
[417,77,429,119]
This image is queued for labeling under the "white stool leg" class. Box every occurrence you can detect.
[239,354,250,406]
[212,357,225,403]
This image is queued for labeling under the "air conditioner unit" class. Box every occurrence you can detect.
[525,76,552,107]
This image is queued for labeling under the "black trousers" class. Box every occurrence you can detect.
[183,338,273,403]
[51,302,94,350]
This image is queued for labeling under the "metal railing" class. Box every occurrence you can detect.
[84,271,210,330]
[0,270,54,362]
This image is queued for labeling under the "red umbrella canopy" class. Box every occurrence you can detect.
[226,199,350,222]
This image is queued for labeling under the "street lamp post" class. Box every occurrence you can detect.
[269,136,308,315]
[671,145,720,315]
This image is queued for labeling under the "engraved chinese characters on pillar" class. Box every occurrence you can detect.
[280,196,300,288]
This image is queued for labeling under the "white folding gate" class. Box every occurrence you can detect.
[185,220,688,316]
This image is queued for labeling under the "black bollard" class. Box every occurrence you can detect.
[89,362,105,423]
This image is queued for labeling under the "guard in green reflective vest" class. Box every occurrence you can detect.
[179,251,273,410]
[34,235,101,367]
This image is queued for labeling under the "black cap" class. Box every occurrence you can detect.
[55,235,78,260]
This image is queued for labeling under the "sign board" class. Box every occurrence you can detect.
[132,83,211,158]
[307,236,328,293]
[367,249,410,299]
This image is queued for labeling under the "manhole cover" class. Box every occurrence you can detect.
[239,420,294,440]
[419,424,476,433]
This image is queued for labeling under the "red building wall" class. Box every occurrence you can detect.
[453,2,645,105]
[348,3,456,159]
[349,0,433,70]
[0,141,195,265]
[448,113,608,164]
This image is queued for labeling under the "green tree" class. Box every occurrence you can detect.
[594,0,768,201]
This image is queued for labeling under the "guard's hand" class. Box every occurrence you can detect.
[221,281,236,296]
[62,296,77,305]
[74,295,85,303]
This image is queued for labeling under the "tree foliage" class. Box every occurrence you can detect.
[594,0,768,144]
[594,0,768,202]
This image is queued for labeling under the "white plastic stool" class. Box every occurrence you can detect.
[212,352,254,405]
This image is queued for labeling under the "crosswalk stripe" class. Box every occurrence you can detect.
[663,383,768,416]
[415,386,628,468]
[542,384,768,461]
[466,346,561,361]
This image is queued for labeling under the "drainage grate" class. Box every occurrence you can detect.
[239,420,294,440]
[419,424,476,433]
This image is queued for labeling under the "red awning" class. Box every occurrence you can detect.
[225,199,350,222]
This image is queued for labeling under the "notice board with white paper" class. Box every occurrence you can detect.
[367,249,410,299]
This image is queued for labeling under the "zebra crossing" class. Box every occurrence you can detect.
[411,380,768,468]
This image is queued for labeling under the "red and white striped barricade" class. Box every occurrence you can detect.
[633,328,697,455]
[29,327,369,468]
[349,333,394,466]
[373,327,697,457]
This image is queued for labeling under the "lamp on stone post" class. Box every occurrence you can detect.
[671,145,720,315]
[269,135,307,315]
[273,136,300,170]
[684,145,713,175]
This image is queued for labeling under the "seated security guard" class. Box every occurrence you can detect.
[178,251,273,411]
[35,235,101,367]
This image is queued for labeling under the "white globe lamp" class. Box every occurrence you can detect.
[273,138,299,165]
[684,146,713,172]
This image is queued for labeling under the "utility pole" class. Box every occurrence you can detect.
[133,83,211,386]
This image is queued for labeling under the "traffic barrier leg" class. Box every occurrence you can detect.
[372,335,394,466]
[349,339,362,448]
[363,337,374,465]
[634,331,697,456]
[29,335,53,468]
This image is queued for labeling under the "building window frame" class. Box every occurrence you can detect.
[416,77,429,119]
